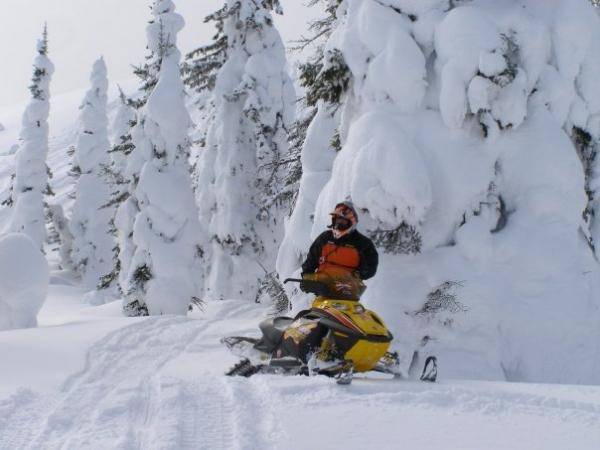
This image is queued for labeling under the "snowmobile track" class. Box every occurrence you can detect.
[0,308,281,450]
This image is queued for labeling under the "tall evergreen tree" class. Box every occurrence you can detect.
[196,0,295,302]
[182,5,228,93]
[8,26,54,249]
[97,87,136,294]
[122,0,203,316]
[69,57,114,292]
[275,0,349,308]
[117,0,175,314]
[130,4,167,109]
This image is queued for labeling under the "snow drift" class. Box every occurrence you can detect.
[0,233,49,330]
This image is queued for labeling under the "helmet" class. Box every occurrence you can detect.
[328,201,358,238]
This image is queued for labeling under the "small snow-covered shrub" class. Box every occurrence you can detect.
[368,223,422,255]
[415,281,468,318]
[255,271,290,314]
[0,233,49,330]
[47,204,74,270]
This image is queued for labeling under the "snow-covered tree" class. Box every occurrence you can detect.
[47,204,75,270]
[116,0,173,315]
[300,0,600,384]
[122,0,203,316]
[130,6,167,109]
[182,5,228,93]
[196,0,295,302]
[275,0,349,308]
[69,57,114,292]
[8,27,54,249]
[96,88,136,294]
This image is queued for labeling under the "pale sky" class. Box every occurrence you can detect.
[0,0,320,108]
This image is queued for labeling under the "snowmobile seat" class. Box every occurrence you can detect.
[258,317,294,348]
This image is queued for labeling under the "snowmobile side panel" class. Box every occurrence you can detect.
[310,298,393,340]
[258,317,294,349]
[344,339,390,372]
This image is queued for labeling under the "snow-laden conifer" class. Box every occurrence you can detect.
[276,0,348,308]
[302,0,600,384]
[96,88,136,294]
[69,57,114,292]
[117,0,174,314]
[196,0,295,302]
[123,0,203,316]
[130,5,166,109]
[8,28,54,249]
[182,5,228,93]
[47,204,75,270]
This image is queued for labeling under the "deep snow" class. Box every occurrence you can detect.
[0,272,599,450]
[0,233,49,331]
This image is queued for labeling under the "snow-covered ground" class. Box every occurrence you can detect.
[1,271,599,450]
[1,103,599,448]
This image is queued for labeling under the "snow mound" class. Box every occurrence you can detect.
[0,233,49,330]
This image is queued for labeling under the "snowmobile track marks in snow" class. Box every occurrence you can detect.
[0,308,284,450]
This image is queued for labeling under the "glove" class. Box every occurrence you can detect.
[299,272,311,293]
[299,281,309,293]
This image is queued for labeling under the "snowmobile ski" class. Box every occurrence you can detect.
[225,358,263,377]
[419,356,438,382]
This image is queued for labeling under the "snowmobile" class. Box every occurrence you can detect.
[222,268,437,385]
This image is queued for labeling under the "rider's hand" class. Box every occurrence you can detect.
[300,280,309,293]
[300,272,310,293]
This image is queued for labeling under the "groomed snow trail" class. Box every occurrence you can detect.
[1,297,600,450]
[0,301,281,450]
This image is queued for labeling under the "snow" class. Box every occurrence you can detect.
[0,233,49,331]
[0,274,599,449]
[316,110,433,228]
[1,0,600,446]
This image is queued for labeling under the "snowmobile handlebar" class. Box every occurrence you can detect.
[283,278,329,296]
[284,275,366,300]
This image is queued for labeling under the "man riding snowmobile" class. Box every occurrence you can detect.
[301,201,378,284]
[223,201,437,384]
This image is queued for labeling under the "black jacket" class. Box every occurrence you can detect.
[301,230,379,280]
